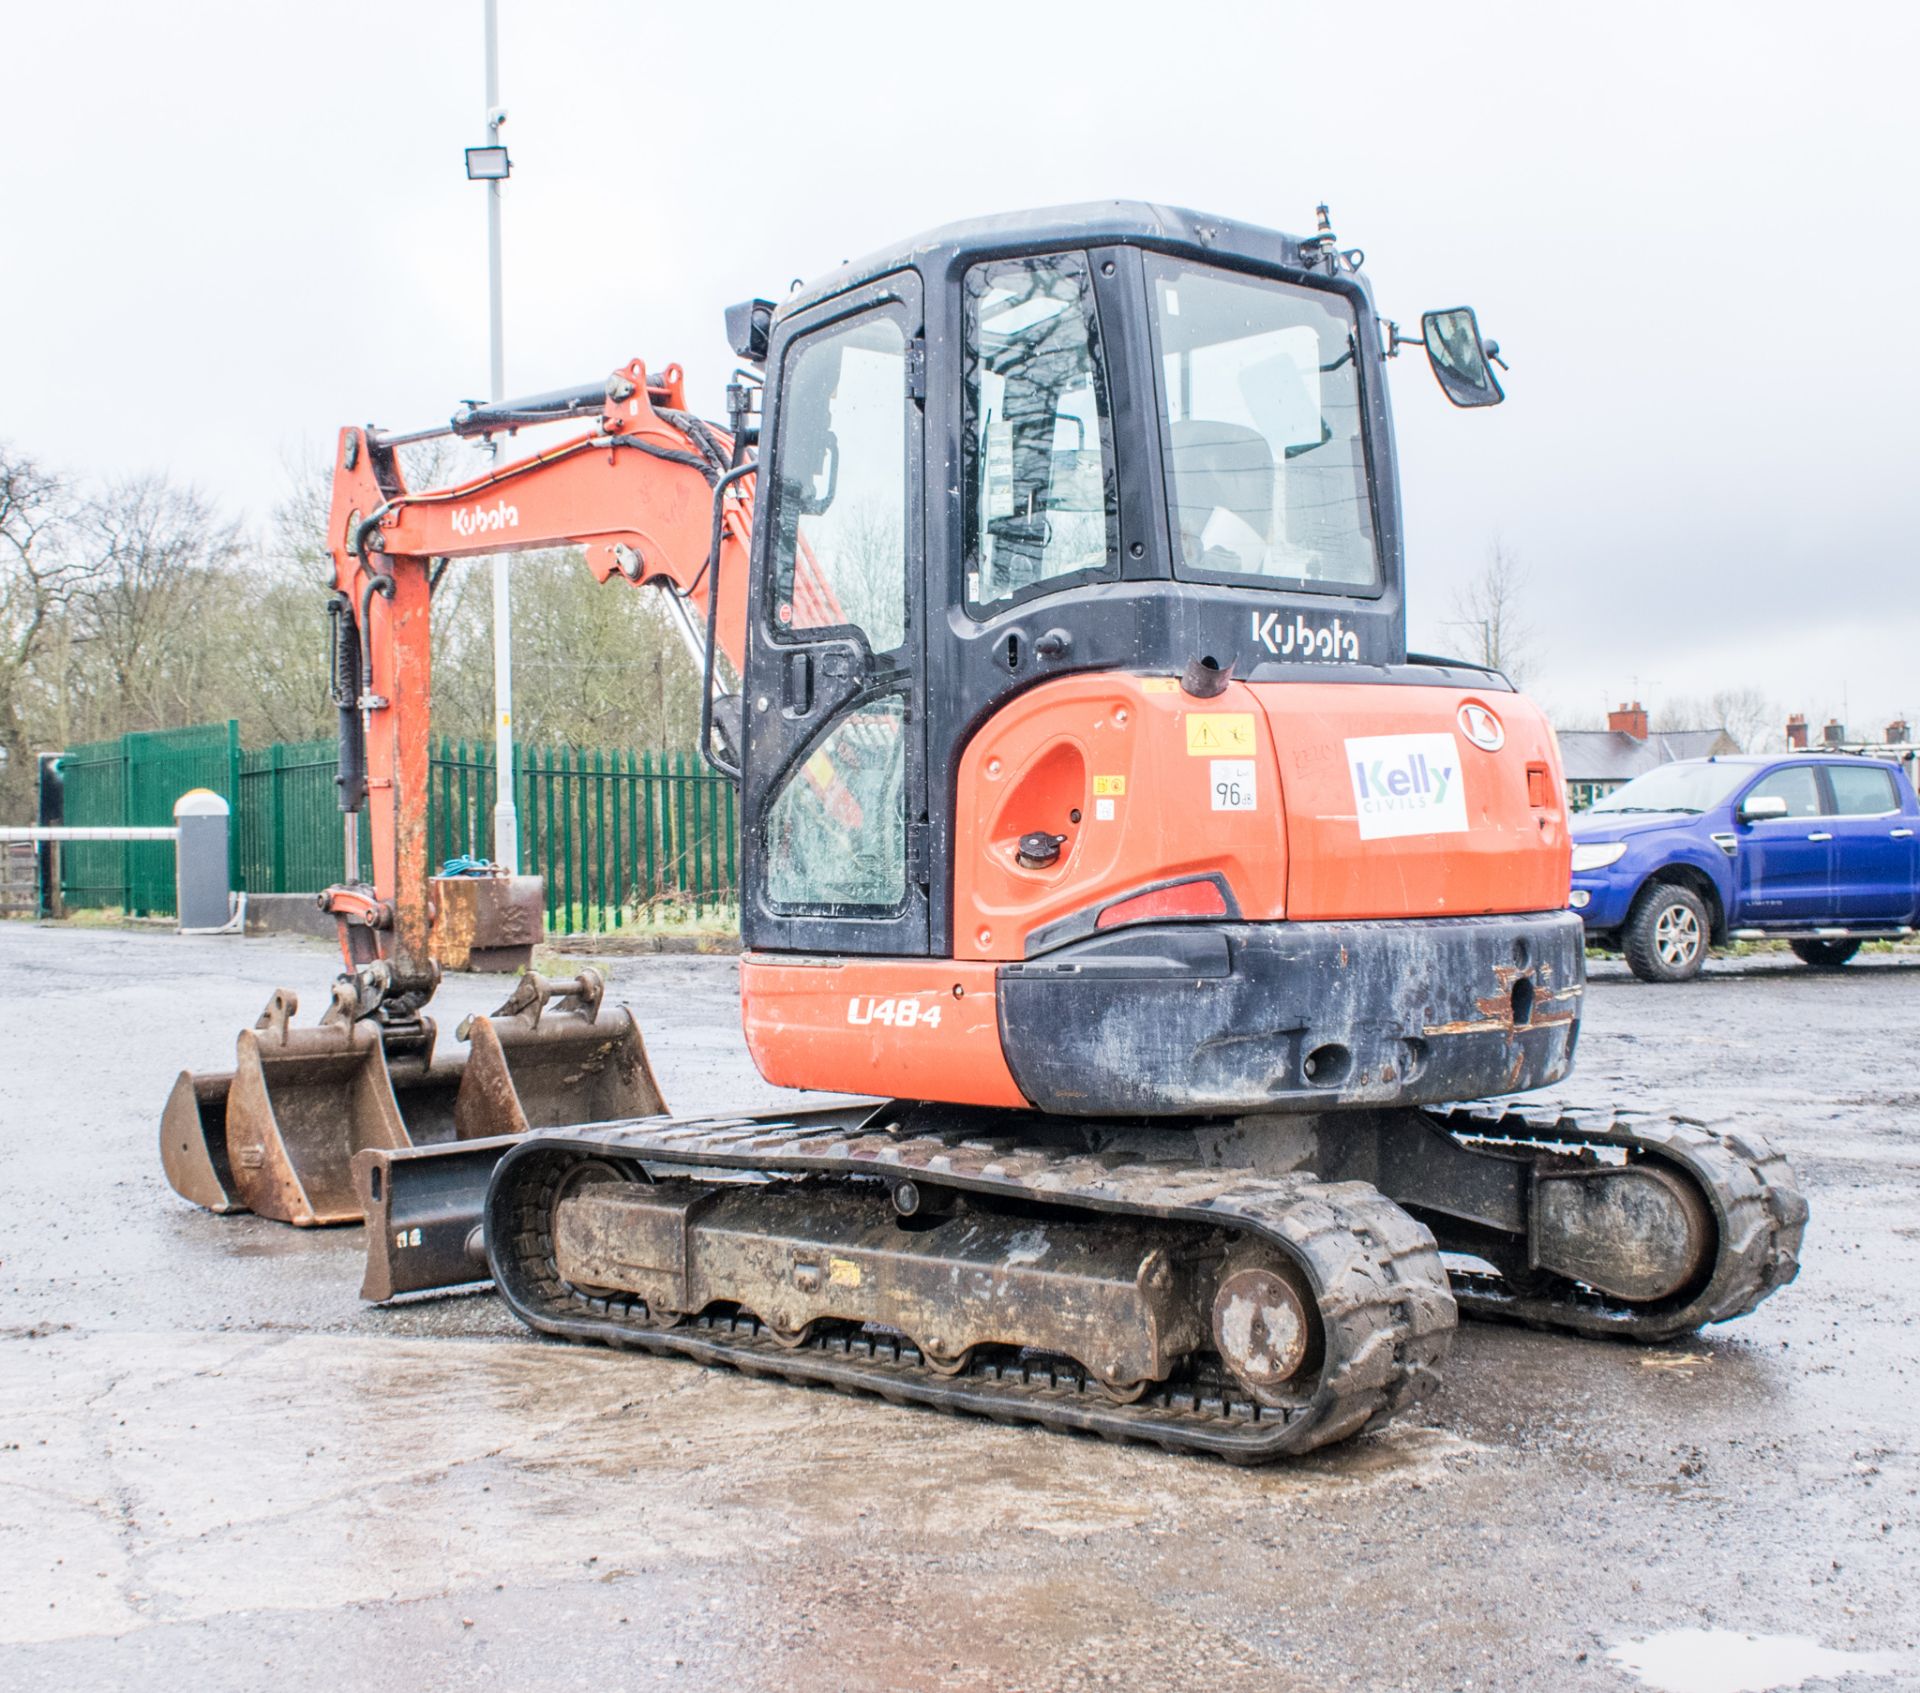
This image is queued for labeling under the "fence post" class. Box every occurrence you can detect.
[226,719,242,891]
[268,741,287,894]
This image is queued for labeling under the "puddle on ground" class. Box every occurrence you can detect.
[1609,1629,1907,1693]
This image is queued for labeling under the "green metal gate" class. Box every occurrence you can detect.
[58,723,241,916]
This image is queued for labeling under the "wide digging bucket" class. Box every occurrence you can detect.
[160,997,470,1221]
[452,969,666,1139]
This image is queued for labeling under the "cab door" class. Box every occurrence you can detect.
[739,272,929,956]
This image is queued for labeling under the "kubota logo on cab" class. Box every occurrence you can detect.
[1344,733,1468,840]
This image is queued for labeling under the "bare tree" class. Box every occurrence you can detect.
[1710,687,1777,752]
[1651,687,1776,752]
[0,447,86,819]
[1447,539,1534,684]
[60,476,243,738]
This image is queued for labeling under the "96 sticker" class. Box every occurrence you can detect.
[1211,759,1256,811]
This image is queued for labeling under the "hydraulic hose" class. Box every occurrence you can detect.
[327,593,367,812]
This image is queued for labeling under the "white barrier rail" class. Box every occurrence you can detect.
[0,826,179,842]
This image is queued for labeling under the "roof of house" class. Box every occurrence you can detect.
[1556,728,1740,783]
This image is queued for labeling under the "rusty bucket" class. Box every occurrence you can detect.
[453,968,666,1138]
[160,988,482,1222]
[159,1070,245,1214]
[221,989,415,1226]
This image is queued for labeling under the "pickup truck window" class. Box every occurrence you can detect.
[1745,765,1823,818]
[1591,761,1745,814]
[1828,764,1899,816]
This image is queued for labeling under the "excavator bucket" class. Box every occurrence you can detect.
[453,970,666,1137]
[222,989,414,1226]
[160,986,470,1226]
[159,1070,244,1214]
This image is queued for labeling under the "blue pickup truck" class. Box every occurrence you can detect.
[1569,753,1920,981]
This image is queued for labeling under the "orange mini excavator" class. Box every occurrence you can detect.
[163,204,1804,1459]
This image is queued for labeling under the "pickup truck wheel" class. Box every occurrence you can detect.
[1624,883,1710,983]
[1789,938,1862,969]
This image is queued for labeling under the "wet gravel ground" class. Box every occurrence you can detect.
[1,923,1917,1693]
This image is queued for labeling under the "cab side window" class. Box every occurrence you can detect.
[1827,764,1899,816]
[1744,765,1823,818]
[962,252,1118,614]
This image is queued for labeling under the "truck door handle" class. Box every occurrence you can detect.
[1893,828,1914,839]
[1807,831,1833,842]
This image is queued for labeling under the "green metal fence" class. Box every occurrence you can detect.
[58,723,241,915]
[431,740,739,931]
[61,721,738,930]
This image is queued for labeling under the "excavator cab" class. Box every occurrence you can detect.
[726,204,1576,1115]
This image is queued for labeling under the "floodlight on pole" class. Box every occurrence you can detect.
[476,0,518,875]
[464,144,511,181]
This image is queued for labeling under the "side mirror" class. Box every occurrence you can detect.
[1422,307,1505,408]
[1741,794,1790,822]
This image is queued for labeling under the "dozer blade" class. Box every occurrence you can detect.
[352,1136,524,1301]
[224,989,414,1226]
[452,969,665,1139]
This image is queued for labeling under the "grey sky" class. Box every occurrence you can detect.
[4,2,1915,738]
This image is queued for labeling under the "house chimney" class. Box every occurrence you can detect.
[1887,718,1909,745]
[1607,700,1648,741]
[1823,718,1846,747]
[1786,713,1809,749]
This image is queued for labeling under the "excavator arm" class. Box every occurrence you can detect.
[321,359,756,997]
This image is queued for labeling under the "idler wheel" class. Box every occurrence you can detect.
[1211,1256,1323,1408]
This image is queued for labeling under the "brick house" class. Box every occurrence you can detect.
[1555,702,1739,811]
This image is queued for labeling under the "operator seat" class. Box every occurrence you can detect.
[1167,419,1274,570]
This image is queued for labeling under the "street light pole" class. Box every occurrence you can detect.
[482,0,518,873]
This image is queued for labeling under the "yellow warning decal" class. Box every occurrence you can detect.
[828,1257,862,1288]
[1140,677,1180,694]
[1093,775,1127,796]
[1185,713,1256,756]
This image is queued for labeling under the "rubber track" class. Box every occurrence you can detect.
[1430,1105,1807,1343]
[486,1110,1458,1462]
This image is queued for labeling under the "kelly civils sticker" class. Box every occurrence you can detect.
[1344,733,1467,840]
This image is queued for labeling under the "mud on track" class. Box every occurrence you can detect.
[1,924,1916,1692]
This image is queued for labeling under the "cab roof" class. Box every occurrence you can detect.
[778,200,1335,322]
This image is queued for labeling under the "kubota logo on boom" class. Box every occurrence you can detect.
[449,498,520,538]
[1343,732,1469,841]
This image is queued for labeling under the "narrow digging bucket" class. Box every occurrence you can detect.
[223,989,413,1226]
[159,1070,244,1214]
[452,969,666,1139]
